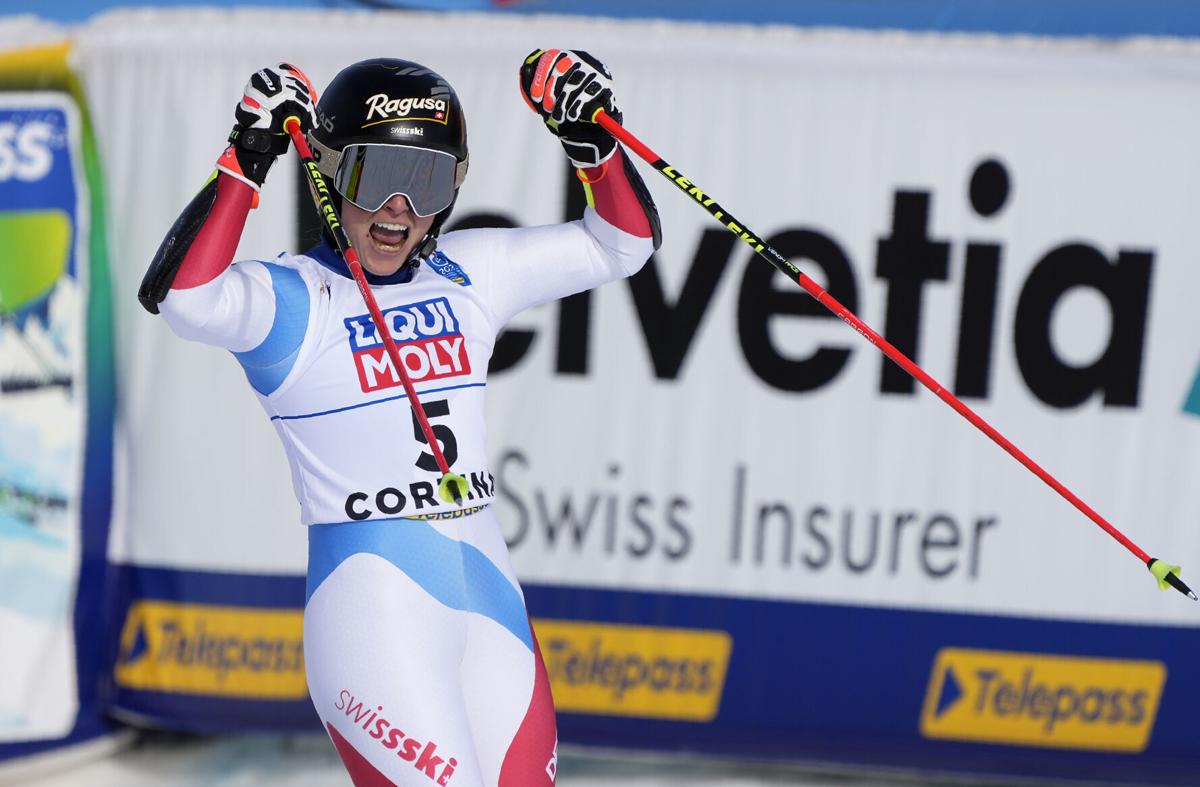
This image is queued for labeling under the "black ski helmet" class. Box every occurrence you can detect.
[309,58,468,264]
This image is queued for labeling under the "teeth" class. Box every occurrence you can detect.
[373,222,408,232]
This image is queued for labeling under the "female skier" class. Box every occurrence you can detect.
[138,52,660,786]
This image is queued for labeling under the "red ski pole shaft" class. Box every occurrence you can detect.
[284,118,462,500]
[595,110,1151,565]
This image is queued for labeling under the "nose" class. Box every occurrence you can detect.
[378,193,413,216]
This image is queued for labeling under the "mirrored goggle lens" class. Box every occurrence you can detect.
[333,144,458,217]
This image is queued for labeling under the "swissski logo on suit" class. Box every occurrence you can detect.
[344,297,470,392]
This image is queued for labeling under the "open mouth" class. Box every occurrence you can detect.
[368,221,410,253]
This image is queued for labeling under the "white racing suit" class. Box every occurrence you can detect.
[153,150,657,786]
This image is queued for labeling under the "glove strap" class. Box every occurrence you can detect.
[576,160,610,184]
[561,136,616,169]
[229,126,291,156]
[218,126,291,191]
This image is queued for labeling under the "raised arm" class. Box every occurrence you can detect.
[466,48,660,324]
[138,64,318,353]
[521,48,661,247]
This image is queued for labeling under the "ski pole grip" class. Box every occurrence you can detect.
[283,117,306,151]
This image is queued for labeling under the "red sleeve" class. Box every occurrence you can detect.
[171,172,257,290]
[577,147,654,239]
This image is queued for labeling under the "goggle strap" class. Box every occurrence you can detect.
[308,134,342,179]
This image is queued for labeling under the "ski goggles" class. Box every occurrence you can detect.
[311,141,464,217]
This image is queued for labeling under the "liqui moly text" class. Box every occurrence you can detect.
[344,297,471,392]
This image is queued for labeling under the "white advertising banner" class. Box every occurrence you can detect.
[485,33,1200,628]
[85,10,1200,632]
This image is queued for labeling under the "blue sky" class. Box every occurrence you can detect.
[8,1,1200,37]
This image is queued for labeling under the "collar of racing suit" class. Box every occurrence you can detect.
[305,239,417,286]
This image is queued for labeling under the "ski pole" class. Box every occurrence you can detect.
[283,117,467,506]
[594,109,1195,602]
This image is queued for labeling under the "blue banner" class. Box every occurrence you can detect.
[0,45,116,762]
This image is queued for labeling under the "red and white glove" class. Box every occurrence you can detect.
[216,63,318,192]
[519,49,621,169]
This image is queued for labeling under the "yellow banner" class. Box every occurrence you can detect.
[920,647,1165,752]
[0,42,71,91]
[114,601,307,700]
[532,619,732,722]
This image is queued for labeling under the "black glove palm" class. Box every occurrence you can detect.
[519,49,621,169]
